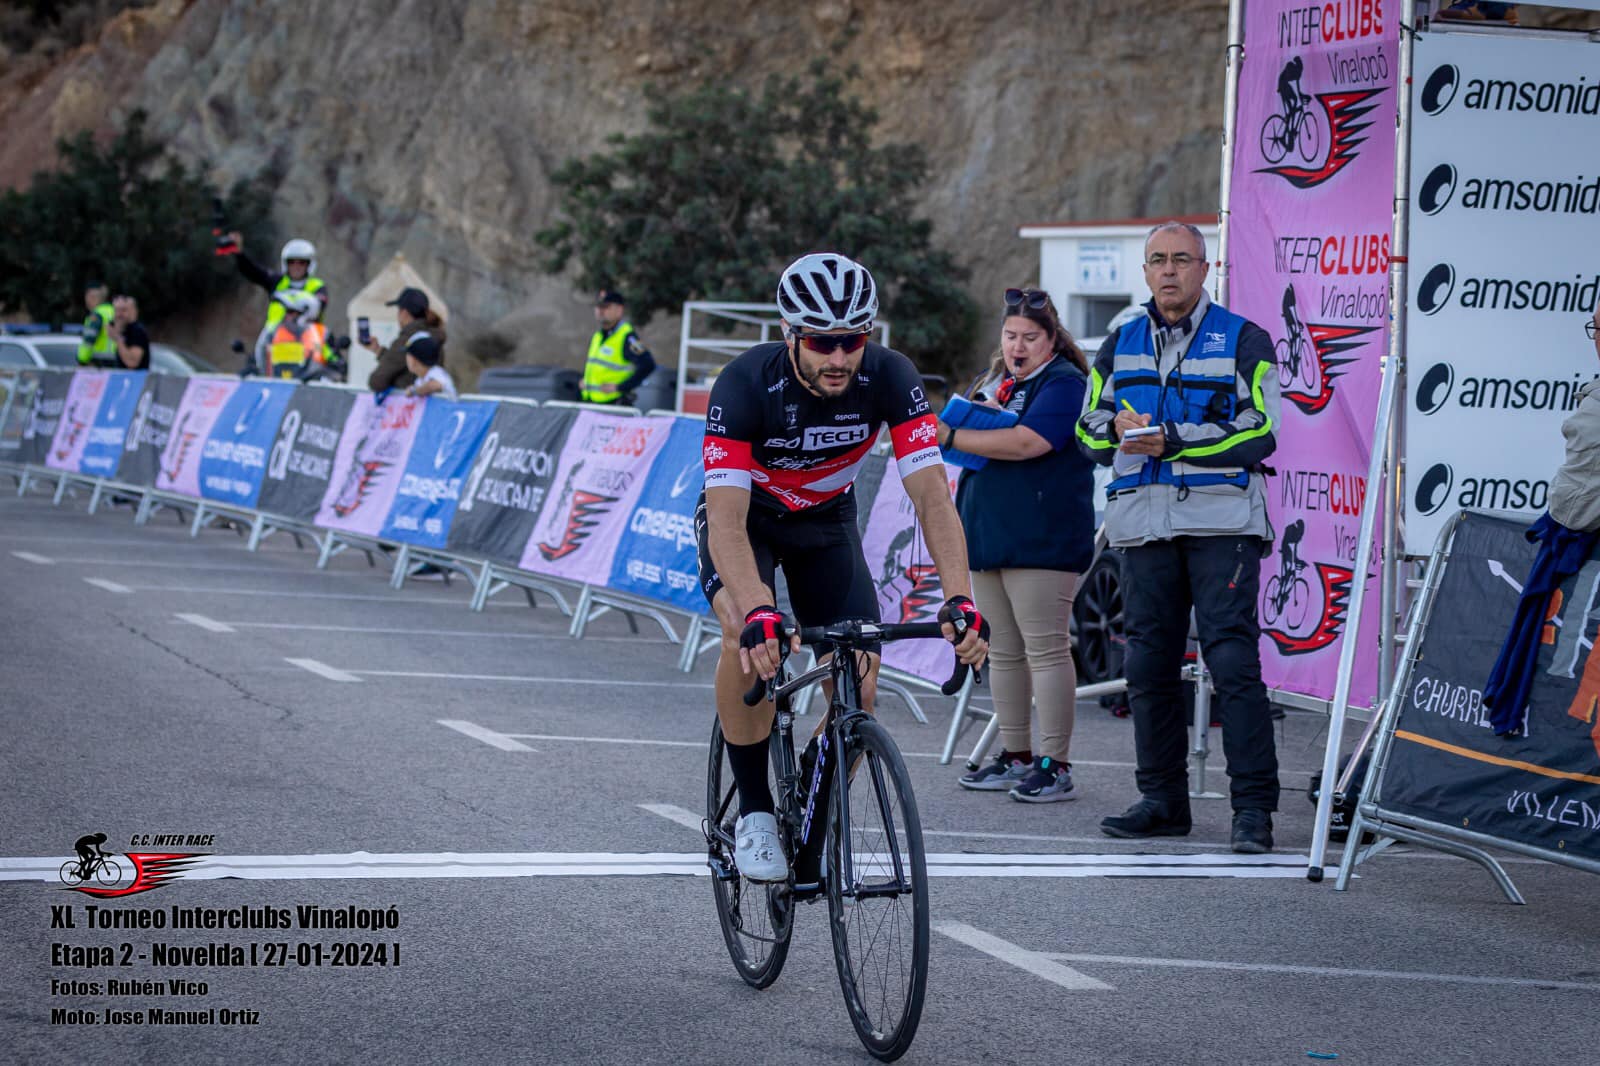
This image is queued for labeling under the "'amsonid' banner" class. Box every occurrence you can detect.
[1228,0,1396,705]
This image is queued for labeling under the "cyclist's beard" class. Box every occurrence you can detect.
[794,355,855,401]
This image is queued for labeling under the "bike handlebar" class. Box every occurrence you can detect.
[741,619,981,706]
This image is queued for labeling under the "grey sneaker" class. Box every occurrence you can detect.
[1010,757,1075,803]
[959,750,1032,791]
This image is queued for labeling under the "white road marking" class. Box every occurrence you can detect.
[83,577,132,594]
[212,621,663,644]
[176,613,237,633]
[353,669,711,689]
[52,558,354,573]
[438,720,536,752]
[286,658,362,683]
[935,922,1114,990]
[639,804,704,831]
[10,550,53,564]
[509,732,704,748]
[108,585,479,605]
[1041,952,1600,993]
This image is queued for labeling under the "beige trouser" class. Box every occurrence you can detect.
[971,568,1079,762]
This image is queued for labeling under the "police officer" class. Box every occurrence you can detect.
[1076,220,1282,854]
[76,281,115,367]
[581,289,655,405]
[226,233,328,376]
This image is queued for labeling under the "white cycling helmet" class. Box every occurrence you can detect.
[280,238,317,275]
[776,252,877,333]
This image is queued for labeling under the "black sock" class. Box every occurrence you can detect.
[725,738,774,816]
[1001,749,1033,765]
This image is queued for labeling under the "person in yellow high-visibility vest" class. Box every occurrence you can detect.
[76,281,116,366]
[226,233,328,376]
[581,289,655,405]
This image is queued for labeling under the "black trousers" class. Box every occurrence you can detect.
[1122,535,1279,812]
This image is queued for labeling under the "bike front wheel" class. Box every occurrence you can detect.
[95,859,122,886]
[826,717,929,1062]
[1297,107,1321,163]
[1287,576,1313,631]
[1275,338,1296,390]
[706,719,793,989]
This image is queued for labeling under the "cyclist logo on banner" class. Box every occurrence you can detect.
[535,461,621,562]
[58,832,201,898]
[1276,283,1380,415]
[1257,55,1387,190]
[874,527,943,625]
[1260,522,1354,657]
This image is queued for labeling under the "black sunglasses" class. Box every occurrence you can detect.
[1004,288,1049,312]
[796,330,870,354]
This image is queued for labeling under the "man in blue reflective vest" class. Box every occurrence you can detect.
[1076,221,1282,853]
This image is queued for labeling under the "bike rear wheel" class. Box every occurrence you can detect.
[1260,114,1290,164]
[706,719,793,989]
[826,717,929,1062]
[59,860,84,887]
[1275,338,1296,390]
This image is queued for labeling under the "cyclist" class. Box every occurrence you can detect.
[1279,517,1306,585]
[1277,56,1307,125]
[700,251,989,883]
[73,832,108,880]
[1280,285,1305,372]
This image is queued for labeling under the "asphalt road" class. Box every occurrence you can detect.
[1,484,1596,1066]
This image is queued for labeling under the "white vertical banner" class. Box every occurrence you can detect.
[1403,30,1600,553]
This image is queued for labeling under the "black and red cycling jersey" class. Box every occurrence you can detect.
[702,341,941,514]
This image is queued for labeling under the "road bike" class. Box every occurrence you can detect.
[1275,326,1317,393]
[704,619,971,1061]
[1260,93,1320,165]
[1263,558,1311,631]
[59,854,122,887]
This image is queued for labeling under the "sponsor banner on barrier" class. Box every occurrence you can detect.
[447,403,576,566]
[196,380,295,508]
[20,371,71,466]
[315,395,425,537]
[1404,30,1600,554]
[0,371,41,455]
[79,371,146,479]
[44,372,106,473]
[118,373,193,489]
[256,386,357,521]
[156,379,239,498]
[1228,0,1395,704]
[518,411,674,585]
[380,399,498,548]
[606,417,707,614]
[860,460,963,684]
[1383,512,1600,864]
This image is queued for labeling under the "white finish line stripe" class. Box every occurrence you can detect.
[936,922,1113,990]
[287,658,362,682]
[10,550,53,564]
[177,613,236,633]
[1042,953,1600,994]
[84,577,132,593]
[439,720,536,751]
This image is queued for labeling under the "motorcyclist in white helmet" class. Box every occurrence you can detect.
[225,231,329,376]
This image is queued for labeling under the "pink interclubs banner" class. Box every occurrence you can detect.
[45,372,105,471]
[517,411,674,585]
[155,378,238,497]
[315,394,424,537]
[1228,0,1396,705]
[859,461,963,685]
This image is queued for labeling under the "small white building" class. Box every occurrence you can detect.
[1017,214,1218,342]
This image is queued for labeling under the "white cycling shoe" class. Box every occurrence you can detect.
[734,812,789,883]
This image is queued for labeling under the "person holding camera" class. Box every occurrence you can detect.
[366,287,446,394]
[109,295,150,370]
[942,287,1095,802]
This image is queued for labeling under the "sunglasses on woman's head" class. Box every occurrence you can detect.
[797,330,870,354]
[1004,288,1049,312]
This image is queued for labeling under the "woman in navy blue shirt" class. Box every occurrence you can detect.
[937,288,1096,802]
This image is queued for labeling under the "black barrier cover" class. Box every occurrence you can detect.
[20,371,71,466]
[256,385,358,521]
[447,403,576,565]
[1384,511,1600,863]
[1,371,41,457]
[117,373,191,487]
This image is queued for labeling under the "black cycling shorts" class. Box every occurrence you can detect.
[695,490,879,637]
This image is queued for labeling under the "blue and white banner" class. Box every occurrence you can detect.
[80,371,147,478]
[605,417,706,613]
[380,398,499,548]
[198,380,296,508]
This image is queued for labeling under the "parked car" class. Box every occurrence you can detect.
[0,331,223,375]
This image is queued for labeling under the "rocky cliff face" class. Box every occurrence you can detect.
[0,0,1231,377]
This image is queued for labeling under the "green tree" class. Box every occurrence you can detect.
[0,109,273,328]
[537,63,976,373]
